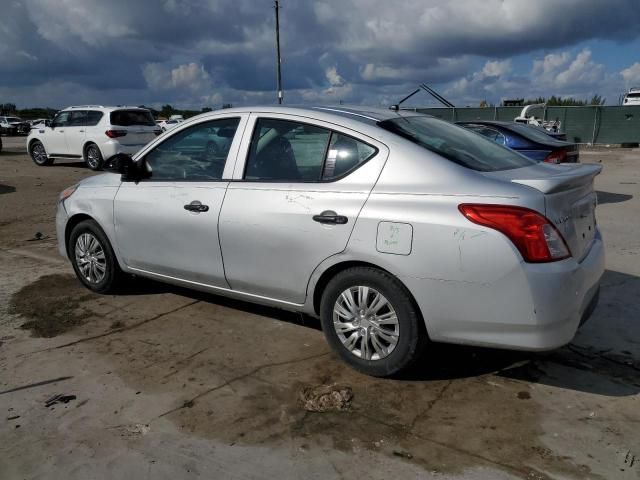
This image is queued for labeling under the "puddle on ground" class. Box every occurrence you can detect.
[9,274,96,337]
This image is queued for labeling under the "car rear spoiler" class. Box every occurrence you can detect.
[510,164,602,194]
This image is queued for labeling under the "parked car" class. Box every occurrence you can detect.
[157,118,182,131]
[56,106,604,377]
[622,87,640,106]
[27,106,161,170]
[458,121,579,163]
[0,116,31,135]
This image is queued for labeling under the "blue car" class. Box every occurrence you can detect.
[458,121,579,163]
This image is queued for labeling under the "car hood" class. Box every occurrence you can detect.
[78,173,122,188]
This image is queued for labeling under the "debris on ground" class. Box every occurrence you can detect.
[298,383,353,412]
[393,450,413,460]
[27,232,49,241]
[119,423,151,438]
[45,394,77,408]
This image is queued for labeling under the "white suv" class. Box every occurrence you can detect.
[27,106,160,170]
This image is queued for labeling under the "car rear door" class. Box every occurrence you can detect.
[113,115,248,287]
[218,113,388,304]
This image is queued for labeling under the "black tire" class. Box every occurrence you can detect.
[69,219,124,294]
[84,143,103,170]
[320,267,427,377]
[29,140,53,166]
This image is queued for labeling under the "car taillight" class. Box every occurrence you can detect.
[458,204,571,263]
[105,129,127,138]
[544,149,567,164]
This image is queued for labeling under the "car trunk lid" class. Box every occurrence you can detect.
[485,163,601,261]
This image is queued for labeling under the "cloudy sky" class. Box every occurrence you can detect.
[2,0,640,110]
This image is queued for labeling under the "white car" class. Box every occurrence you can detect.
[27,106,160,170]
[157,118,182,131]
[0,116,30,135]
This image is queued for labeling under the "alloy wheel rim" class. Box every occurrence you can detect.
[74,233,107,284]
[32,143,47,164]
[87,147,99,168]
[332,286,399,361]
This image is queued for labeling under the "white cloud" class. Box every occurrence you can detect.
[325,66,344,86]
[621,62,640,87]
[143,62,212,92]
[482,60,511,77]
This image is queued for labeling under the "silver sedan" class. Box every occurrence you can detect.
[55,106,604,377]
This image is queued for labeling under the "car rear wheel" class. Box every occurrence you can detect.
[320,267,427,377]
[69,219,123,294]
[84,144,103,170]
[30,140,52,166]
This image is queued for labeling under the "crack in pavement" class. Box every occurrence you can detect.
[354,409,538,479]
[407,379,454,431]
[19,300,201,356]
[154,351,331,419]
[162,347,211,379]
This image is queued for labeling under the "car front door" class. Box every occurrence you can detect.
[218,114,388,304]
[113,115,247,287]
[47,111,71,155]
[65,110,88,156]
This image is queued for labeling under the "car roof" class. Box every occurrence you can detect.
[61,105,150,112]
[187,105,424,128]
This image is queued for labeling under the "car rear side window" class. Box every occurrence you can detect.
[68,110,88,126]
[379,116,535,172]
[86,111,103,126]
[244,118,377,182]
[110,110,155,127]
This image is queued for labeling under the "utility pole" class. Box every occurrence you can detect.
[274,0,283,104]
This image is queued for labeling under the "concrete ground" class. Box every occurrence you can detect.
[0,135,638,480]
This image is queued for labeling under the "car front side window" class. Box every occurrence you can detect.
[143,117,240,181]
[52,112,71,128]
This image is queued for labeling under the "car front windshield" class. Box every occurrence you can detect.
[379,116,535,172]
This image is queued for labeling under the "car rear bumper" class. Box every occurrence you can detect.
[101,141,148,159]
[407,229,605,351]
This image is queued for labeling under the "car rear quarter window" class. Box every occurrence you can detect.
[110,110,155,127]
[322,133,377,180]
[379,116,535,172]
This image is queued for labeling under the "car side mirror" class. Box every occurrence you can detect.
[103,153,150,182]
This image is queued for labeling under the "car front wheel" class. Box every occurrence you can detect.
[320,267,427,377]
[69,219,123,294]
[30,140,53,166]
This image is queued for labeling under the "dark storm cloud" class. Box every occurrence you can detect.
[1,0,640,107]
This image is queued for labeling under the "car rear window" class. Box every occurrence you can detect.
[110,110,155,127]
[379,116,535,172]
[504,123,563,143]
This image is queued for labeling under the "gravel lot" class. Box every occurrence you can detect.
[1,135,639,479]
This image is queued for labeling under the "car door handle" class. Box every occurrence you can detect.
[79,130,84,133]
[312,210,348,225]
[184,201,209,213]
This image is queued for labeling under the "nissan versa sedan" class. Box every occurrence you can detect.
[56,106,604,377]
